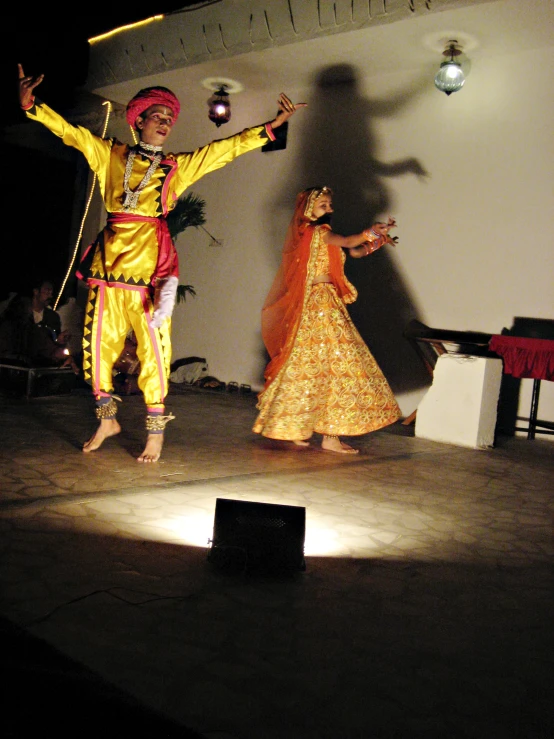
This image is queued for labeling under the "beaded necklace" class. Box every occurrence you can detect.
[121,143,163,211]
[138,141,163,154]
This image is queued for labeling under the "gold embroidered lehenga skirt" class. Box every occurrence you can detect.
[253,283,401,440]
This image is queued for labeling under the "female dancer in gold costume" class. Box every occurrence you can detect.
[253,186,401,453]
[18,62,306,462]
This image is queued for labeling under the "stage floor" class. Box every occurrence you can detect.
[1,386,553,739]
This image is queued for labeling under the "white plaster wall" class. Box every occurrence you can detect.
[168,39,553,437]
[81,1,552,438]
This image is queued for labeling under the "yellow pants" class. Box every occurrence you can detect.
[82,282,171,408]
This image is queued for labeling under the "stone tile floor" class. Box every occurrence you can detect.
[1,385,553,738]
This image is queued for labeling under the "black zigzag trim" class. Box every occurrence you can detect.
[104,273,150,287]
[154,161,175,216]
[82,285,99,385]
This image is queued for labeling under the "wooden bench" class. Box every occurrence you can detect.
[0,363,76,398]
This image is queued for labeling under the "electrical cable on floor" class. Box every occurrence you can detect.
[24,586,199,627]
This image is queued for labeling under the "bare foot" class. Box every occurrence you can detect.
[83,418,121,453]
[137,433,163,463]
[292,439,310,447]
[321,436,359,454]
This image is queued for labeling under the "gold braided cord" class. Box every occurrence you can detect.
[54,101,113,310]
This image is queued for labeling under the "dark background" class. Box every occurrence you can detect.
[4,4,198,116]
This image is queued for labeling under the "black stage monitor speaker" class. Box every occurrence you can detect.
[208,498,306,574]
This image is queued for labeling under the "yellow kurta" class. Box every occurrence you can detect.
[26,101,271,287]
[253,229,401,440]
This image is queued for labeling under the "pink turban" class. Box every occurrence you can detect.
[125,86,181,129]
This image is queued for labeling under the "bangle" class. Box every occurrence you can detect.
[21,98,35,111]
[363,228,380,242]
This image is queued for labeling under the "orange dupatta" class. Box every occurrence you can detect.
[260,187,356,390]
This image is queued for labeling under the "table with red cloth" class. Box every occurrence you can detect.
[489,334,554,439]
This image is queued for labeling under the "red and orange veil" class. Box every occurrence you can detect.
[260,186,356,389]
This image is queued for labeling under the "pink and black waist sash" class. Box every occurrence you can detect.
[77,212,179,286]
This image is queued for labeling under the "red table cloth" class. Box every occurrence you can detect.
[489,335,554,381]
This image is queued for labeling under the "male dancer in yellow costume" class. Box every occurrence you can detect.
[18,63,306,462]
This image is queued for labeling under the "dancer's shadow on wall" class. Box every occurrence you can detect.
[270,63,432,394]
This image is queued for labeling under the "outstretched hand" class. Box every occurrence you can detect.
[372,217,397,236]
[18,63,44,108]
[360,217,398,254]
[372,217,398,246]
[271,93,307,129]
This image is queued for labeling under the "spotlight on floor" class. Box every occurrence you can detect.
[208,498,306,574]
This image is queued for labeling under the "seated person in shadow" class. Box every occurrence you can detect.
[0,293,79,374]
[30,277,80,373]
[31,277,62,341]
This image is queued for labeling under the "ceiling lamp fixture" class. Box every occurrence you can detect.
[434,40,466,96]
[208,85,231,127]
[203,77,244,128]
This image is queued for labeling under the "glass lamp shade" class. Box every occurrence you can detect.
[208,91,231,127]
[434,60,465,95]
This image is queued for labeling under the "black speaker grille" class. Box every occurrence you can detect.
[208,498,306,573]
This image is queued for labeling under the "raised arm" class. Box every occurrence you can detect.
[268,93,307,130]
[18,63,44,110]
[349,217,398,258]
[17,62,113,178]
[323,217,398,257]
[171,92,307,195]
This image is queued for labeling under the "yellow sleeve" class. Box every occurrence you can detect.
[171,125,272,194]
[25,99,112,183]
